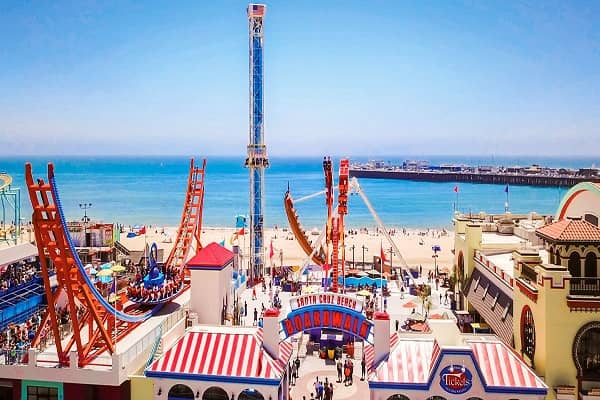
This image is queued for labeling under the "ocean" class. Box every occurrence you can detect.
[0,155,596,229]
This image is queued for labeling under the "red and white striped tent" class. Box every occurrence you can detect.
[365,334,547,397]
[146,328,293,383]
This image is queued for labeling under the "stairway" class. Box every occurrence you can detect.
[114,241,130,256]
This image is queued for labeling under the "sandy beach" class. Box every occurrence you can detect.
[118,225,454,273]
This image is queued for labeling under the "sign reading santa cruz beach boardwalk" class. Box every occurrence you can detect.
[282,293,373,341]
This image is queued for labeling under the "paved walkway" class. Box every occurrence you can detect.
[289,355,369,400]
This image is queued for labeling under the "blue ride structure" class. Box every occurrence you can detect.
[245,4,269,283]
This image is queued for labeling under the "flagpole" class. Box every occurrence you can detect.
[453,186,459,214]
[505,185,510,213]
[380,240,384,311]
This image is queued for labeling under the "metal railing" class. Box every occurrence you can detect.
[570,277,600,296]
[145,325,162,370]
[121,305,186,369]
[0,348,29,365]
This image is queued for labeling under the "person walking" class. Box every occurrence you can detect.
[293,363,298,385]
[253,308,258,326]
[336,358,343,383]
[361,355,366,380]
[317,381,324,400]
[395,319,399,332]
[323,383,331,400]
[343,360,350,386]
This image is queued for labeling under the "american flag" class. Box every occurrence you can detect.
[249,4,265,17]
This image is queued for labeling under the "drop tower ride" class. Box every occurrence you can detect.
[245,4,268,282]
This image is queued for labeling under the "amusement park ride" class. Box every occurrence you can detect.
[284,157,408,290]
[0,172,21,245]
[24,158,206,367]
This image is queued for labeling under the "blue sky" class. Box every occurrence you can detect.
[1,1,599,157]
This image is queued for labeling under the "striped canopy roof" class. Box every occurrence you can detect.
[146,328,292,382]
[366,334,546,393]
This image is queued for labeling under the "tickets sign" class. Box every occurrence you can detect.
[440,365,473,395]
[290,293,363,313]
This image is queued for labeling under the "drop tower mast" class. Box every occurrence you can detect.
[245,4,268,282]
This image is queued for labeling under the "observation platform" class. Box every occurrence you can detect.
[0,289,190,386]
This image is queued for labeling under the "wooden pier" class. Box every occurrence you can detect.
[349,169,600,187]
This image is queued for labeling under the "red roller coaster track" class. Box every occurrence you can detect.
[24,158,206,367]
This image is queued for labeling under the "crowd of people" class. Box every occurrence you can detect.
[126,264,184,303]
[0,259,40,293]
[0,308,44,364]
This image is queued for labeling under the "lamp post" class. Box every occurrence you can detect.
[79,202,92,247]
[350,245,355,269]
[432,245,441,277]
[361,245,368,271]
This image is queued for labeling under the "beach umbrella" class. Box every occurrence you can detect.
[410,322,428,331]
[100,262,112,270]
[403,300,417,309]
[111,265,126,273]
[97,275,112,283]
[96,270,112,284]
[96,269,113,277]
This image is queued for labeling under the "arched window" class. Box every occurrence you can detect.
[168,384,194,400]
[569,252,581,277]
[585,253,597,278]
[203,387,229,400]
[238,389,265,400]
[573,322,600,378]
[555,248,561,266]
[520,306,535,367]
[387,396,410,400]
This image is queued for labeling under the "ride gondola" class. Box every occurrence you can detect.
[127,243,186,305]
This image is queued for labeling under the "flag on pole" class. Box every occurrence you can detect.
[237,227,245,235]
[269,240,274,260]
[138,225,146,235]
[453,185,459,193]
[380,241,387,263]
[219,239,225,247]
